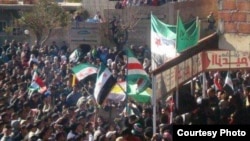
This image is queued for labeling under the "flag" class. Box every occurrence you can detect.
[91,47,98,59]
[29,71,47,94]
[107,81,126,102]
[223,71,234,94]
[128,84,152,103]
[126,47,150,93]
[151,14,177,69]
[176,14,200,53]
[94,63,117,105]
[108,81,152,103]
[71,63,97,81]
[69,49,80,63]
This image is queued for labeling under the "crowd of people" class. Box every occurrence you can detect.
[1,37,250,141]
[0,39,172,141]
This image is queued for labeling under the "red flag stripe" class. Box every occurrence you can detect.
[127,63,143,70]
[34,76,46,87]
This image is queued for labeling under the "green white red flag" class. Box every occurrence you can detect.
[126,47,150,94]
[29,71,47,94]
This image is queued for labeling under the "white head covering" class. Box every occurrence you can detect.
[107,59,113,66]
[106,131,116,138]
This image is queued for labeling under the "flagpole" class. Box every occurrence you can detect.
[202,72,207,98]
[175,66,179,112]
[117,82,127,98]
[152,74,157,134]
[198,17,201,41]
[150,11,157,135]
[125,47,129,115]
[191,60,194,95]
[176,10,180,53]
[78,80,100,109]
[175,10,180,113]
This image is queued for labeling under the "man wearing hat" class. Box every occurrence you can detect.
[131,123,144,141]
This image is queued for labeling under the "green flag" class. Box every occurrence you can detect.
[128,84,152,103]
[176,15,200,53]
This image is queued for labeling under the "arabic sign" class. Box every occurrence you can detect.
[154,50,250,97]
[192,53,203,76]
[155,65,180,99]
[163,66,176,94]
[154,52,205,97]
[176,58,192,85]
[203,50,250,70]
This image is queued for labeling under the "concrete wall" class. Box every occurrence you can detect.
[218,0,250,52]
[82,0,116,17]
[1,0,218,49]
[102,0,217,47]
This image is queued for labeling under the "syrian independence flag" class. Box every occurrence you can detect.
[71,63,97,81]
[126,48,150,94]
[29,71,47,94]
[69,49,80,63]
[94,63,116,105]
[151,14,177,69]
[223,71,234,95]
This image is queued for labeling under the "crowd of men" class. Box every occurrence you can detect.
[0,39,173,141]
[1,37,250,141]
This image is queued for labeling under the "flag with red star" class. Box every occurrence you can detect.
[71,63,98,81]
[94,63,116,105]
[151,14,177,70]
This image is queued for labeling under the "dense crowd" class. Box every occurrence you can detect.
[0,39,172,141]
[1,38,250,141]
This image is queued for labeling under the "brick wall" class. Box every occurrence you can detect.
[218,0,250,34]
